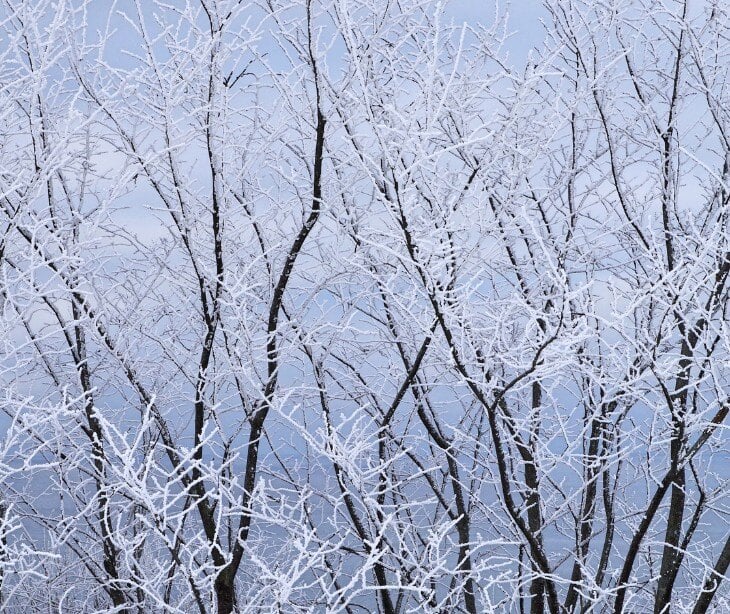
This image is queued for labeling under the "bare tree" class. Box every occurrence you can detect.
[0,0,728,612]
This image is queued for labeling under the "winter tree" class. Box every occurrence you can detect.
[0,0,728,612]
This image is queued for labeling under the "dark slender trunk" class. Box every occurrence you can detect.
[613,402,728,614]
[565,410,604,611]
[525,458,544,614]
[73,299,128,612]
[215,570,235,614]
[527,381,545,614]
[654,452,685,614]
[692,534,730,614]
[656,335,693,614]
[445,454,477,614]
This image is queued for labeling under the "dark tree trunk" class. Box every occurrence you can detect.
[215,571,235,614]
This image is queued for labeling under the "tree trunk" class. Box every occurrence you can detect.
[215,572,235,614]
